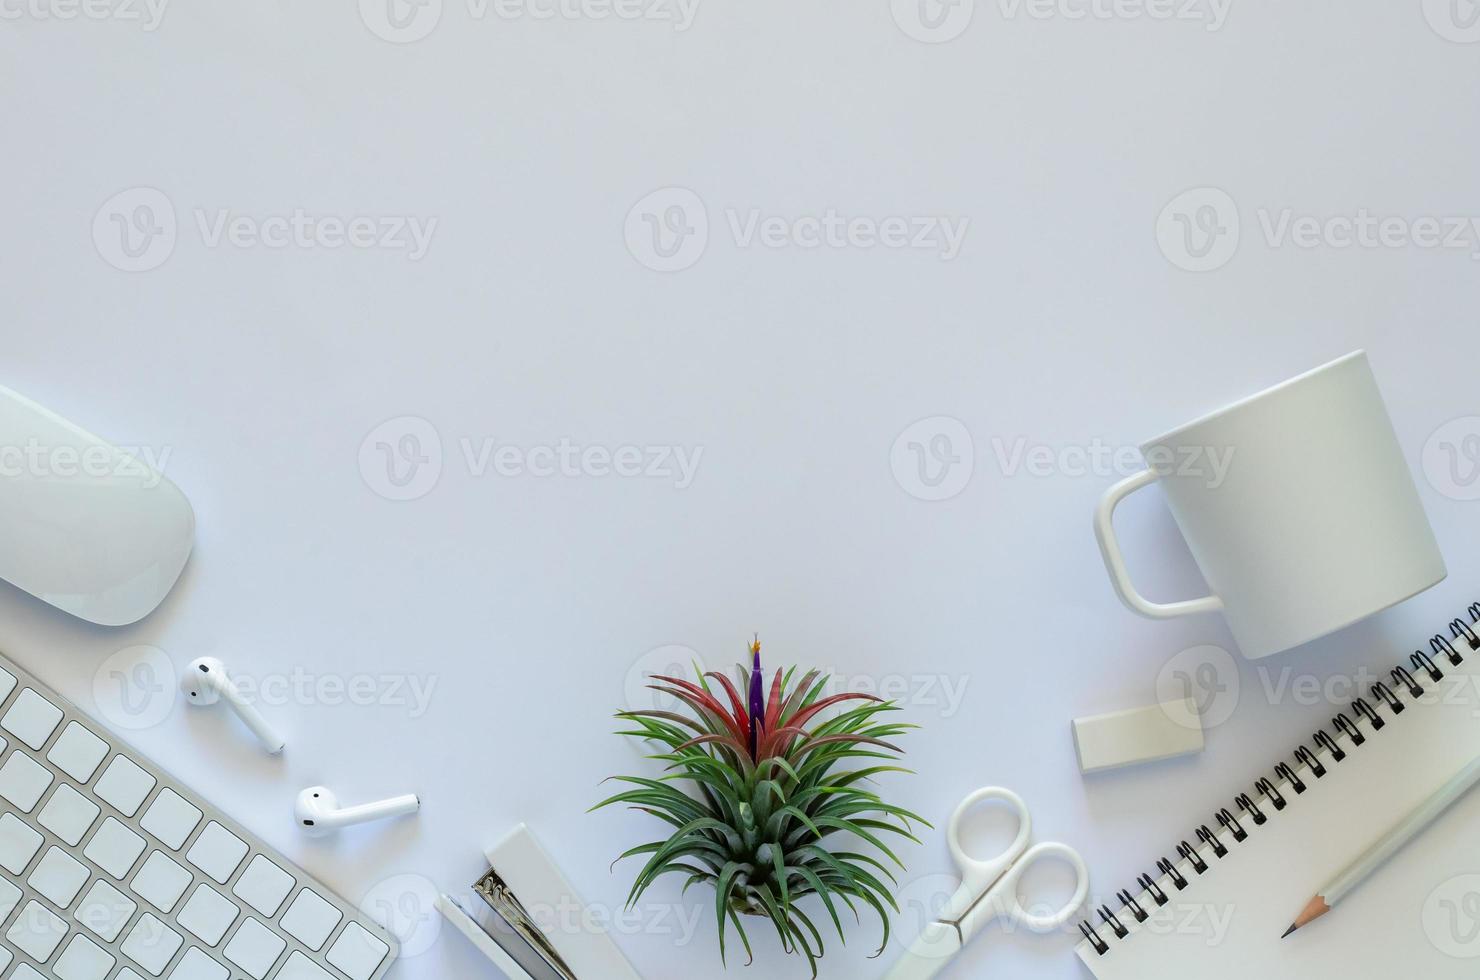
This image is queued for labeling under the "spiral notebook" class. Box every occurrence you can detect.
[1076,597,1480,979]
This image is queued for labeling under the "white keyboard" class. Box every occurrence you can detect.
[0,651,397,980]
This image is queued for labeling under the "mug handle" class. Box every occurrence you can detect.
[1093,469,1224,619]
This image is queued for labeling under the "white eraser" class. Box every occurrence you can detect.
[1072,697,1204,774]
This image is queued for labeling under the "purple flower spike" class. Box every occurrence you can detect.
[747,636,763,758]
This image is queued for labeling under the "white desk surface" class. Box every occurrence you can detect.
[3,4,1479,978]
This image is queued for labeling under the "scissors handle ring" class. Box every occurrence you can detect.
[947,786,1032,875]
[1000,841,1091,932]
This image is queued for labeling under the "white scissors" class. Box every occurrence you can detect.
[886,787,1090,979]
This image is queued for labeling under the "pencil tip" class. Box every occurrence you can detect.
[1280,924,1297,939]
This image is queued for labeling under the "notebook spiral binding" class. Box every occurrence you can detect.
[1078,597,1480,957]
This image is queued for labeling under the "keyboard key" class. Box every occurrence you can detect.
[0,943,11,974]
[170,946,228,980]
[233,854,295,917]
[177,883,238,945]
[327,921,391,980]
[276,951,336,980]
[280,889,342,950]
[223,917,287,979]
[118,970,148,980]
[75,878,137,941]
[1,688,63,749]
[7,898,69,960]
[140,788,202,849]
[186,822,247,884]
[0,811,44,873]
[38,783,101,846]
[48,722,109,783]
[132,851,193,913]
[54,934,116,980]
[0,665,16,704]
[0,751,54,811]
[120,912,183,976]
[0,874,22,920]
[13,964,48,980]
[29,846,90,907]
[95,756,156,817]
[84,817,147,879]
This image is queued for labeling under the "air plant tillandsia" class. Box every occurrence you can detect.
[592,637,928,977]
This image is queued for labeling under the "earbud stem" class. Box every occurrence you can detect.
[334,794,420,824]
[220,682,286,754]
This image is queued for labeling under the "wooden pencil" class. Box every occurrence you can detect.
[1283,754,1480,937]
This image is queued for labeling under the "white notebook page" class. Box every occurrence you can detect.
[1077,641,1480,979]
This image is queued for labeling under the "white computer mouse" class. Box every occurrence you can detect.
[0,384,194,625]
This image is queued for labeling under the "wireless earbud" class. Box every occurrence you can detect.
[180,657,285,754]
[294,786,420,836]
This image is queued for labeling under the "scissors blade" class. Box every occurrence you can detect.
[944,867,1013,944]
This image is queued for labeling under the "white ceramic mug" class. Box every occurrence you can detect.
[1094,351,1446,660]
